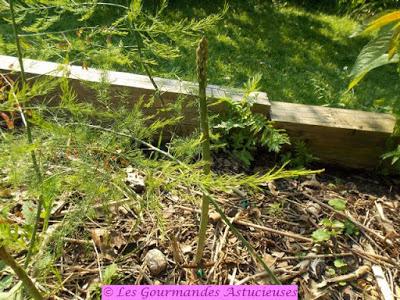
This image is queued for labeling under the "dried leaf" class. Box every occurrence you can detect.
[0,112,14,129]
[91,228,112,255]
[0,189,12,199]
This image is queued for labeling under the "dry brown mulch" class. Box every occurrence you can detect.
[24,162,396,300]
[2,157,399,299]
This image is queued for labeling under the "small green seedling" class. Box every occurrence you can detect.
[344,219,360,236]
[312,198,359,242]
[312,218,346,242]
[267,202,284,216]
[328,198,347,211]
[312,228,332,242]
[333,258,347,269]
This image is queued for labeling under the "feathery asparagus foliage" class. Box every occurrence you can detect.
[0,0,226,78]
[8,0,46,271]
[0,1,322,294]
[1,2,45,295]
[0,75,321,291]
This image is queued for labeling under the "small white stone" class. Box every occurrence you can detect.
[305,201,321,216]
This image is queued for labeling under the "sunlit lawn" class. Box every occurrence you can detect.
[0,1,399,113]
[163,1,400,113]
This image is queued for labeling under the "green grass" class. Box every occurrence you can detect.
[162,1,400,113]
[0,1,399,113]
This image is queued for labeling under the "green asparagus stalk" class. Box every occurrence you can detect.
[194,36,212,266]
[0,246,44,300]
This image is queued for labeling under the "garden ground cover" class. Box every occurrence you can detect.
[2,148,399,298]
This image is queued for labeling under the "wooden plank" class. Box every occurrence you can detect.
[271,101,396,169]
[1,55,397,169]
[0,55,270,117]
[271,101,395,133]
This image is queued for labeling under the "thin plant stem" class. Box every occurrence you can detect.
[18,26,99,37]
[67,122,180,165]
[132,25,165,106]
[0,246,44,300]
[194,36,212,266]
[16,2,129,12]
[9,0,44,268]
[129,22,166,148]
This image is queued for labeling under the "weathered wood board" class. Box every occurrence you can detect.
[0,55,397,169]
[0,55,270,114]
[270,101,397,169]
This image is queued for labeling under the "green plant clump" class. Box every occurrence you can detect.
[312,198,359,243]
[213,74,290,168]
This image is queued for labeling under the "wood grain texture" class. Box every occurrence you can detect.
[0,55,270,116]
[1,55,397,169]
[271,101,395,133]
[271,101,396,169]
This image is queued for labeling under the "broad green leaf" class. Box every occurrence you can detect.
[388,23,400,59]
[364,11,400,34]
[328,198,347,211]
[312,229,331,242]
[349,27,399,90]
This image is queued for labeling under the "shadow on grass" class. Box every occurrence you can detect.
[0,0,398,112]
[164,0,400,112]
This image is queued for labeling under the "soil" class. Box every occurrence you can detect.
[39,157,400,298]
[1,153,399,299]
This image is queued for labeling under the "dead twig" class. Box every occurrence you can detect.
[375,202,399,241]
[346,245,400,269]
[233,220,313,243]
[372,265,394,300]
[316,265,370,288]
[92,240,103,282]
[365,243,395,300]
[229,267,238,285]
[236,265,308,285]
[277,252,353,261]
